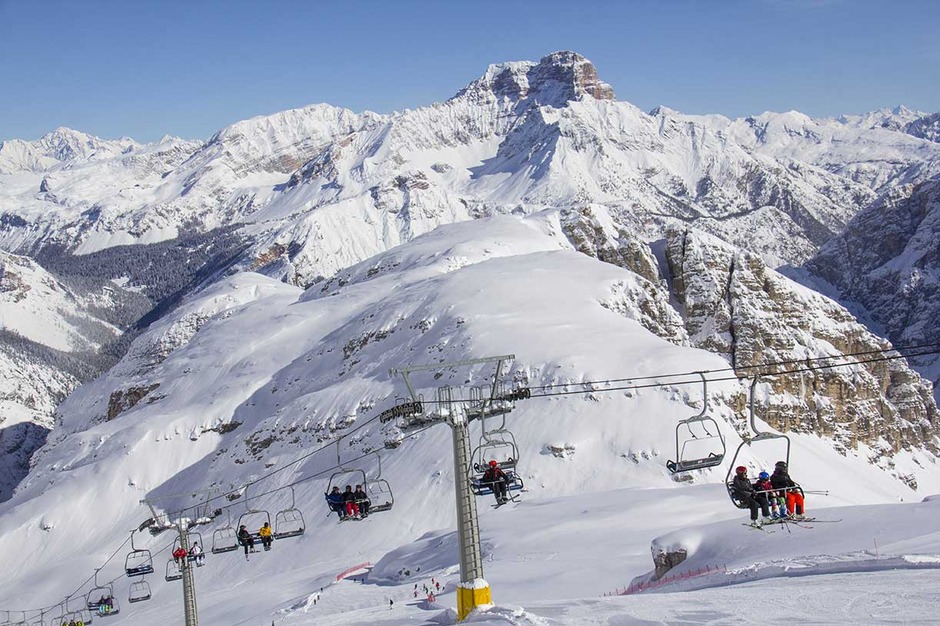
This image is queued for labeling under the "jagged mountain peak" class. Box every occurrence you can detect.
[453,50,615,107]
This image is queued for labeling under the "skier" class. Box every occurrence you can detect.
[353,484,371,517]
[259,521,273,550]
[343,485,361,519]
[731,466,772,526]
[755,471,787,518]
[481,460,509,505]
[237,524,256,558]
[172,546,188,566]
[189,541,205,565]
[326,486,346,519]
[770,461,805,519]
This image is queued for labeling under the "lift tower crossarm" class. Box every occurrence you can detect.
[389,355,515,408]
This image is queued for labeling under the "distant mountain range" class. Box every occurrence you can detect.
[0,50,938,505]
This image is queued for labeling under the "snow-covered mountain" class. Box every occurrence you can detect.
[2,52,939,272]
[1,51,939,624]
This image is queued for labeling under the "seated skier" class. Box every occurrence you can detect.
[731,466,772,526]
[770,460,805,520]
[353,484,371,517]
[326,486,347,519]
[481,460,509,505]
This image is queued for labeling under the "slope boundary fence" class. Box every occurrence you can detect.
[604,563,728,596]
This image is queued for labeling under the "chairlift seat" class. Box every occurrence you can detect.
[128,580,151,604]
[666,452,724,473]
[274,508,305,539]
[211,527,239,554]
[124,549,154,577]
[471,471,524,497]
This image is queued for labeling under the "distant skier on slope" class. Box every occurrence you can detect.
[731,466,771,526]
[770,461,805,520]
[482,460,509,505]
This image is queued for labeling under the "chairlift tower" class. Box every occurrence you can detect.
[141,498,209,626]
[388,354,514,622]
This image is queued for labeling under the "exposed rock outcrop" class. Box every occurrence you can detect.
[665,225,939,458]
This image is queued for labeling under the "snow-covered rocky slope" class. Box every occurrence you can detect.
[806,175,940,404]
[0,250,124,500]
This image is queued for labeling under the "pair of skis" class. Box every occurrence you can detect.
[492,495,521,509]
[743,517,841,532]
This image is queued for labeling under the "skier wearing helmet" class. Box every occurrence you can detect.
[770,461,805,520]
[754,471,785,519]
[731,466,772,526]
[481,460,509,505]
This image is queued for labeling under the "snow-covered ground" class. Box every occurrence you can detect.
[25,485,935,626]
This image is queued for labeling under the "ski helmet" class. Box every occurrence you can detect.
[735,466,747,475]
[758,471,770,480]
[775,461,787,469]
[489,460,498,467]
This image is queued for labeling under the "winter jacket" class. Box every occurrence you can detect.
[237,528,252,544]
[259,524,272,538]
[731,474,757,499]
[353,488,370,503]
[482,467,508,485]
[753,478,774,493]
[770,468,797,491]
[343,488,358,503]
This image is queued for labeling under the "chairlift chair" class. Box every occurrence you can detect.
[470,430,524,497]
[85,571,119,617]
[211,510,239,554]
[173,532,205,565]
[237,510,272,544]
[363,453,394,513]
[273,486,305,539]
[666,373,726,473]
[128,579,152,604]
[124,531,154,577]
[724,377,796,508]
[325,467,367,519]
[165,559,183,582]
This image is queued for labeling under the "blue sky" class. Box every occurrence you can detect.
[1,0,937,142]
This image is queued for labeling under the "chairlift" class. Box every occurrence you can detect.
[85,570,120,617]
[173,532,205,566]
[237,486,273,545]
[325,446,394,519]
[273,486,305,539]
[470,433,524,497]
[724,377,797,508]
[165,557,183,582]
[29,610,46,626]
[666,372,726,473]
[364,453,394,514]
[211,510,239,554]
[124,531,154,577]
[128,579,152,604]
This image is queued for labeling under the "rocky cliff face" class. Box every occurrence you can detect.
[664,225,938,468]
[805,177,940,405]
